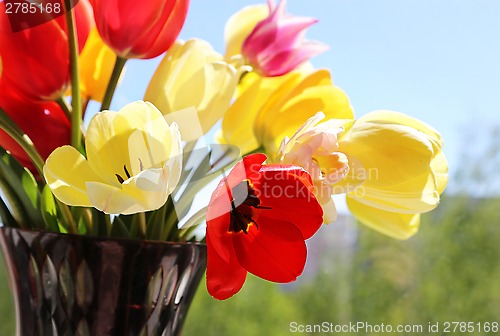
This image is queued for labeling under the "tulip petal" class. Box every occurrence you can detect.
[197,62,238,133]
[255,166,323,239]
[240,0,327,76]
[331,154,366,194]
[357,110,444,151]
[233,218,307,282]
[351,170,440,213]
[0,13,69,100]
[79,28,117,102]
[347,197,420,240]
[205,210,232,263]
[221,71,301,154]
[206,234,247,300]
[322,197,338,224]
[256,70,354,153]
[432,151,448,194]
[91,0,170,58]
[263,85,354,153]
[86,182,142,215]
[206,154,267,221]
[142,0,189,59]
[145,39,238,140]
[261,41,329,77]
[43,146,102,207]
[224,4,269,58]
[86,101,175,184]
[87,164,177,215]
[339,122,434,187]
[254,69,331,134]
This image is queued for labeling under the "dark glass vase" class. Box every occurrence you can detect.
[0,227,207,336]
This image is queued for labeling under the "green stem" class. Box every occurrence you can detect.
[160,197,177,241]
[0,108,45,177]
[0,110,78,234]
[56,97,72,120]
[57,199,77,234]
[100,56,127,111]
[105,214,112,236]
[177,225,198,242]
[81,208,94,234]
[138,212,147,239]
[64,0,82,149]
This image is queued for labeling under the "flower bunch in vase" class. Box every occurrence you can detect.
[0,0,447,334]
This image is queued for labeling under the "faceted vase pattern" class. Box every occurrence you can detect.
[0,227,207,336]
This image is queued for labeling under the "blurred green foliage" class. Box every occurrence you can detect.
[0,254,14,334]
[1,195,499,335]
[183,195,500,335]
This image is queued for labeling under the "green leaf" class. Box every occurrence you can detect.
[0,108,45,175]
[0,196,19,228]
[0,173,29,228]
[125,214,140,238]
[162,196,179,241]
[0,149,43,227]
[40,185,60,233]
[90,208,108,236]
[146,202,167,241]
[111,217,131,238]
[21,168,39,209]
[70,207,89,235]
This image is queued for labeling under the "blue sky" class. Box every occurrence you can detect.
[109,0,500,194]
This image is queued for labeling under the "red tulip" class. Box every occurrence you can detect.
[55,0,94,53]
[89,0,189,59]
[0,83,71,172]
[206,153,323,300]
[0,0,93,100]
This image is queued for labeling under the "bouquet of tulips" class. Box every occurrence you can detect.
[0,0,447,300]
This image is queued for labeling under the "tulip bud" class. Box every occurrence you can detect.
[78,28,117,102]
[145,39,238,140]
[0,0,93,100]
[89,0,189,59]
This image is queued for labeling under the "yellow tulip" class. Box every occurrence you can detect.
[346,197,421,240]
[144,39,238,141]
[339,110,448,239]
[224,4,269,59]
[43,101,182,215]
[218,69,354,155]
[79,28,117,102]
[217,70,299,154]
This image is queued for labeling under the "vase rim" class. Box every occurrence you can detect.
[0,225,206,247]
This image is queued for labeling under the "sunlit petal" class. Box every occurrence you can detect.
[206,234,247,300]
[233,218,307,282]
[224,4,269,58]
[45,101,182,215]
[347,197,420,240]
[43,145,103,207]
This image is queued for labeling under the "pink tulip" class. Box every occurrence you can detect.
[241,0,328,77]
